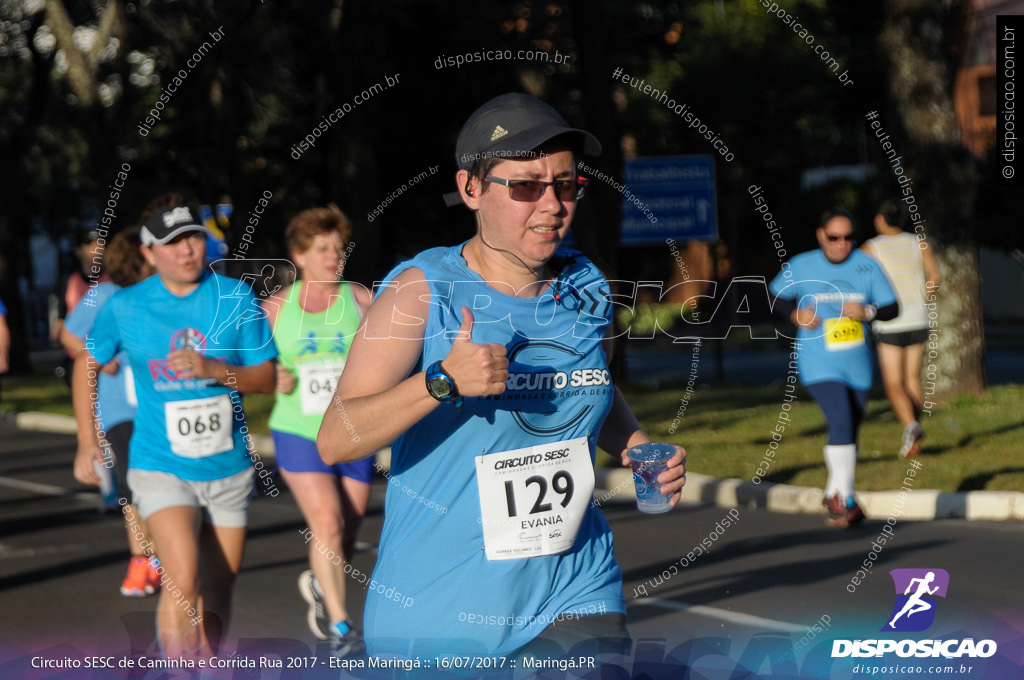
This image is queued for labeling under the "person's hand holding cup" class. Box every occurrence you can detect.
[625,442,686,513]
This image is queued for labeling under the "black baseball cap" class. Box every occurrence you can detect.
[141,205,209,246]
[445,93,601,206]
[455,93,601,171]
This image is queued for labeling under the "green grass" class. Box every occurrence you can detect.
[619,380,1024,493]
[4,365,1023,493]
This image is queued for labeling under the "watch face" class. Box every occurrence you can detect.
[427,375,453,399]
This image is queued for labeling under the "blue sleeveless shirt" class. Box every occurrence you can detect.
[363,243,625,657]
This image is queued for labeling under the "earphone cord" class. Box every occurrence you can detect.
[477,228,546,280]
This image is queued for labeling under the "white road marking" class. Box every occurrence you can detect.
[0,543,91,560]
[0,475,98,503]
[633,597,807,633]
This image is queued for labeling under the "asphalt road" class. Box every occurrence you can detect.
[1,426,1022,679]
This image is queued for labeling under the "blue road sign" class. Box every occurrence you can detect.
[620,155,719,244]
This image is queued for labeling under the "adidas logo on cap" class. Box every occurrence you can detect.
[490,125,509,142]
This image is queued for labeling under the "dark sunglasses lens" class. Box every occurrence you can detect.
[506,180,584,201]
[555,181,579,200]
[508,181,543,201]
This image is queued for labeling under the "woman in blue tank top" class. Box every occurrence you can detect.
[318,93,687,660]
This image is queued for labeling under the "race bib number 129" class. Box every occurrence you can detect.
[475,437,594,561]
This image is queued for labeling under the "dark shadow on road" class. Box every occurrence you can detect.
[623,534,949,625]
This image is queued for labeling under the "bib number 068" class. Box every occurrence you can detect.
[177,413,222,436]
[503,471,574,517]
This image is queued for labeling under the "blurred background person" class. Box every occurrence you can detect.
[863,198,942,458]
[52,229,112,382]
[263,205,372,658]
[73,205,277,660]
[770,209,899,528]
[66,226,161,596]
[0,296,9,375]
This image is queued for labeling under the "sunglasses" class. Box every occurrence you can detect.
[826,234,855,242]
[482,175,589,202]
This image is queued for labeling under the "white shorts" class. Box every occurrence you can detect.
[127,468,254,528]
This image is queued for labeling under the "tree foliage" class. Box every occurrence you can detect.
[0,0,1004,397]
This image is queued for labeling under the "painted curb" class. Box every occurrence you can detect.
[594,468,1023,522]
[10,412,1021,521]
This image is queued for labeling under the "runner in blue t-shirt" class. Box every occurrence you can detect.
[770,208,898,527]
[318,93,687,660]
[66,226,163,596]
[72,206,277,661]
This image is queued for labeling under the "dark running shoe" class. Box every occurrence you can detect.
[824,494,865,528]
[297,570,330,640]
[330,620,366,659]
[899,423,924,459]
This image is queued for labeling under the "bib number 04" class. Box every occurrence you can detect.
[165,394,233,458]
[298,360,346,416]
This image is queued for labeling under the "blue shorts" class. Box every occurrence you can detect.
[271,429,373,483]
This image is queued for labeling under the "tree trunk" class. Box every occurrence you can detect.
[881,0,985,399]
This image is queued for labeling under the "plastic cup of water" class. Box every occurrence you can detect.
[627,442,675,514]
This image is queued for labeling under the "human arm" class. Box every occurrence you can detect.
[317,268,508,463]
[351,282,373,316]
[773,295,821,330]
[261,291,295,394]
[600,334,686,507]
[166,351,276,393]
[841,300,899,322]
[71,350,106,485]
[921,241,942,289]
[0,313,9,374]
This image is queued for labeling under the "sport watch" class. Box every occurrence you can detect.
[425,360,464,410]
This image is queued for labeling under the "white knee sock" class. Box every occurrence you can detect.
[824,444,858,499]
